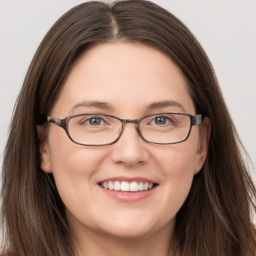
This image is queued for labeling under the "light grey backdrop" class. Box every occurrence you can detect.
[0,1,255,179]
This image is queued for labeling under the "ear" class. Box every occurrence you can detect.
[37,125,52,173]
[194,117,211,174]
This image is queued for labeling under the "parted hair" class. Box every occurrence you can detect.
[1,1,256,255]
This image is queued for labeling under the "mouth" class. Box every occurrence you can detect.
[98,180,158,192]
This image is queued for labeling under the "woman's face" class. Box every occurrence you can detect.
[40,43,209,241]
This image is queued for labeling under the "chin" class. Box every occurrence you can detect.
[93,213,174,240]
[99,225,156,239]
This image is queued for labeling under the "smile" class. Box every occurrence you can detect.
[98,177,159,202]
[99,181,156,192]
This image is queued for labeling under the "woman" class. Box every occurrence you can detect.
[1,1,255,255]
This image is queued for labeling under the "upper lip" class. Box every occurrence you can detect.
[98,176,158,184]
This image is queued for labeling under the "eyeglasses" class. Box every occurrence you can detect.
[47,113,202,146]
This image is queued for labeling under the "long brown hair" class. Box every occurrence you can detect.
[1,1,255,255]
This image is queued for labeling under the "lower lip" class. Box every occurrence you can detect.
[98,185,157,202]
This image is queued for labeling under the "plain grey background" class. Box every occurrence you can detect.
[0,0,255,192]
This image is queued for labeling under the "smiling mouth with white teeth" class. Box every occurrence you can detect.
[99,181,158,192]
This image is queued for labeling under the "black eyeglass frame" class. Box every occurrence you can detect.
[47,113,203,146]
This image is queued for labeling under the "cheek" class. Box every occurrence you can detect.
[156,139,198,178]
[47,129,108,201]
[50,146,107,188]
[48,143,112,228]
[153,139,198,215]
[48,126,106,174]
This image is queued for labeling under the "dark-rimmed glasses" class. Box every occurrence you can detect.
[47,113,202,146]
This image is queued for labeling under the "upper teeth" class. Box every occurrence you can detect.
[100,181,154,192]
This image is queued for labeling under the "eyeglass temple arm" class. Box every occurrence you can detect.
[191,115,202,126]
[47,116,67,129]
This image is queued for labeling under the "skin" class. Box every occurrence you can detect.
[39,43,210,256]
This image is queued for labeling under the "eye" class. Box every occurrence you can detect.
[150,115,174,126]
[82,117,106,126]
[89,117,103,125]
[154,116,167,125]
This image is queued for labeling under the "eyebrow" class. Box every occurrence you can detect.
[70,100,185,113]
[146,100,185,112]
[70,101,112,112]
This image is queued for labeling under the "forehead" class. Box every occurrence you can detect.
[51,43,195,117]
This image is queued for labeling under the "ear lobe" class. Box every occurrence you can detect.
[194,117,211,174]
[37,125,52,173]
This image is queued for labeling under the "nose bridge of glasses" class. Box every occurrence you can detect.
[123,119,140,125]
[118,118,141,137]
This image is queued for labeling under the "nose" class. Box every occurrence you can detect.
[110,124,150,167]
